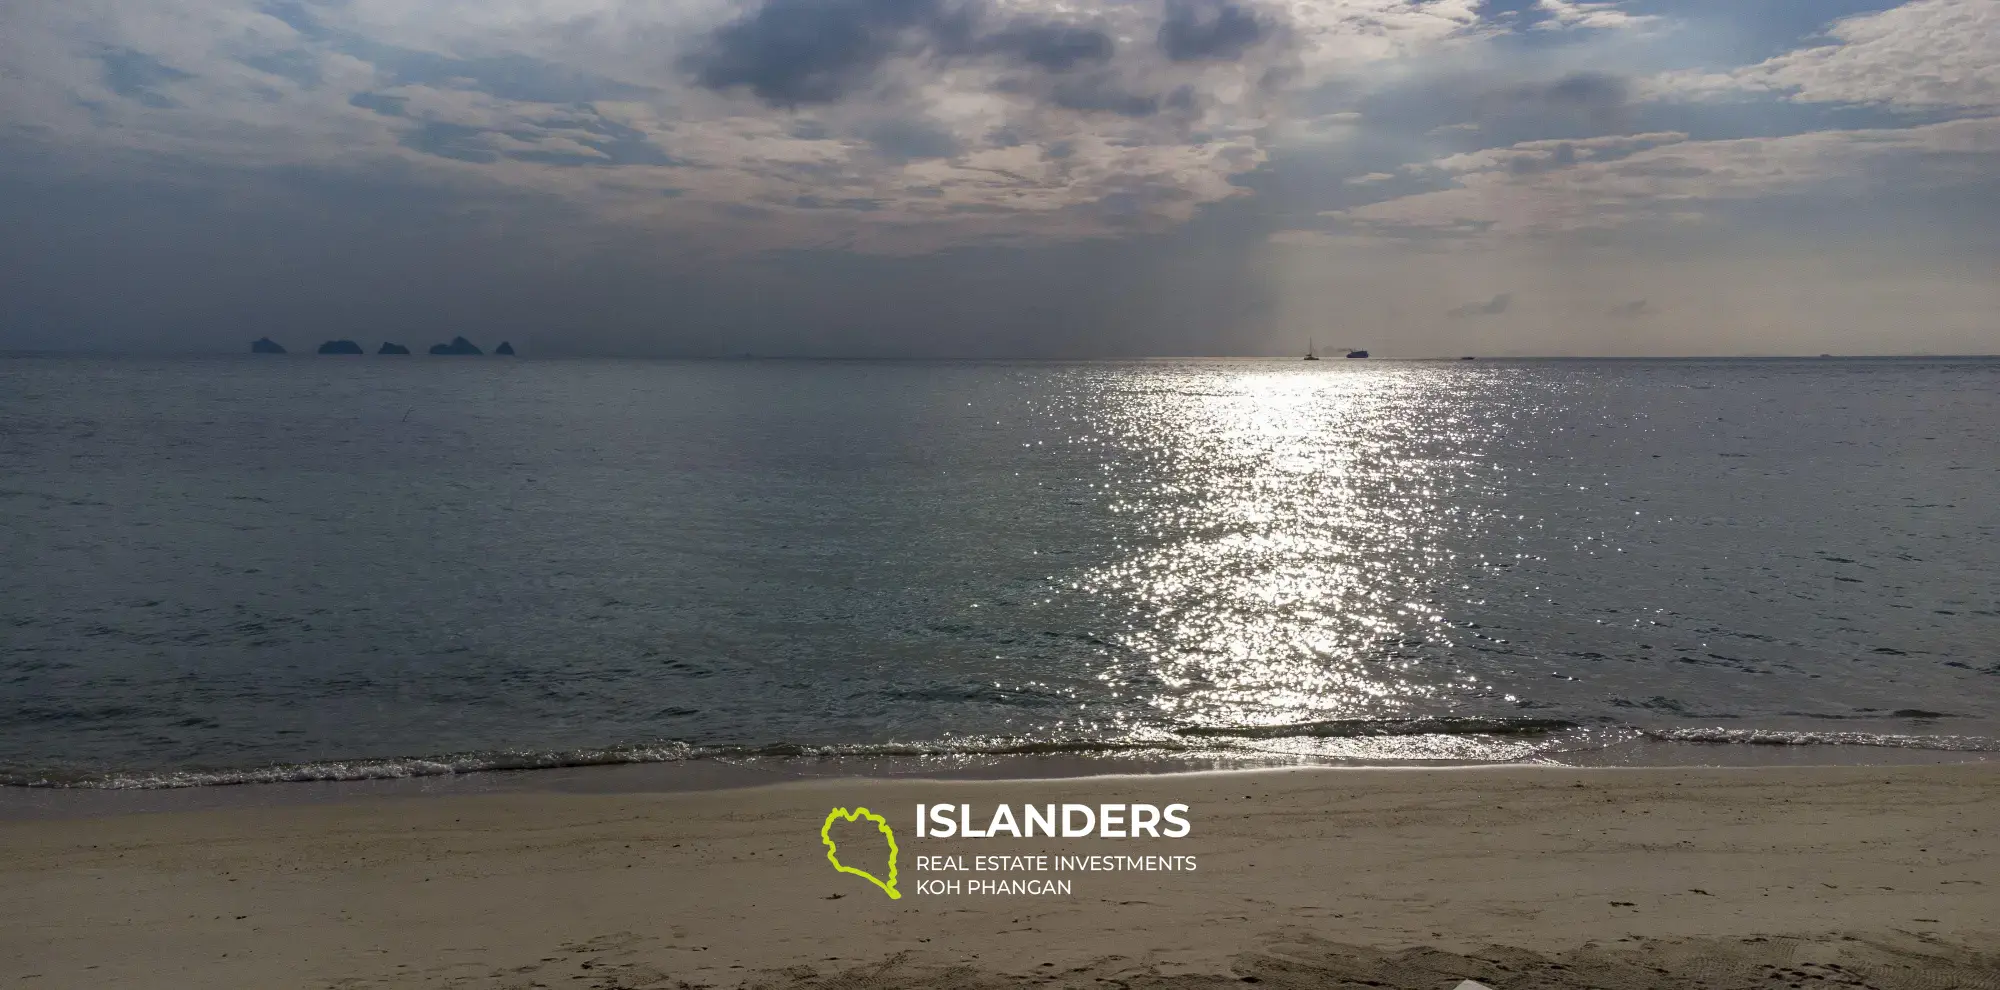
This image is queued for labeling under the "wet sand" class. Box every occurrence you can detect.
[3,764,1996,988]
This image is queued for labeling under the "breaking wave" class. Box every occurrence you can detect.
[4,719,1993,789]
[1176,717,1580,739]
[1642,727,2000,751]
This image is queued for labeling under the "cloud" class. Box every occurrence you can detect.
[1449,292,1511,316]
[1157,0,1270,62]
[1320,116,2000,241]
[863,117,962,160]
[1429,131,1689,175]
[401,121,500,164]
[263,1,654,105]
[238,48,321,88]
[1529,0,1656,33]
[1353,69,1639,147]
[348,92,409,117]
[99,49,194,109]
[1607,298,1647,317]
[980,20,1115,71]
[1489,71,1630,130]
[6,0,1999,357]
[11,0,1975,270]
[1530,71,1625,110]
[1046,75,1172,117]
[0,0,1523,252]
[0,0,1320,249]
[1646,0,2000,112]
[683,0,1267,109]
[685,0,978,106]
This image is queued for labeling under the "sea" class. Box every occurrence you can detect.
[3,356,1997,798]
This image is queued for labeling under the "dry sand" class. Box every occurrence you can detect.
[2,764,1996,989]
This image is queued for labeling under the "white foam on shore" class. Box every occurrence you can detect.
[5,721,1996,791]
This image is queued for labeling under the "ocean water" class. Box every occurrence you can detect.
[3,356,1997,788]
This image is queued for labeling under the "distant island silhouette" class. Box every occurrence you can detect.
[251,336,517,355]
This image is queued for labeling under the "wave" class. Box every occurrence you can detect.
[1176,716,1580,739]
[1642,727,2000,751]
[6,720,1994,789]
[0,738,1196,790]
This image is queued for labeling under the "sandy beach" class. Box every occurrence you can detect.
[3,764,1997,989]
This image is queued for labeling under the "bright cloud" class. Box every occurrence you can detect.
[1314,116,2000,241]
[1647,0,2000,111]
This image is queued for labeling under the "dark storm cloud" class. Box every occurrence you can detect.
[1049,75,1165,117]
[1157,0,1268,62]
[1448,293,1512,317]
[684,0,979,105]
[979,20,1115,71]
[686,0,1231,109]
[100,50,193,109]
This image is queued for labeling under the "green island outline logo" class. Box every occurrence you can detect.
[821,806,901,899]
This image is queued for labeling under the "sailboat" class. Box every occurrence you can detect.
[1304,339,1320,361]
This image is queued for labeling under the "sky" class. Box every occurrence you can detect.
[0,0,1995,357]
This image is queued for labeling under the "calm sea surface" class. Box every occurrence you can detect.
[3,357,1997,787]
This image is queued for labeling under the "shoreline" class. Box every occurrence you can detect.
[4,764,1996,988]
[2,737,1991,822]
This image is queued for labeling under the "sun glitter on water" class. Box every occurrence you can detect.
[1051,364,1502,744]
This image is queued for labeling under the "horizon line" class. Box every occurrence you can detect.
[5,349,2000,363]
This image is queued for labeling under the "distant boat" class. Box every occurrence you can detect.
[1304,339,1320,361]
[1345,349,1369,359]
[1460,356,1476,361]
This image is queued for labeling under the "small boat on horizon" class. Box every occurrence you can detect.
[1304,339,1320,361]
[1345,349,1369,359]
